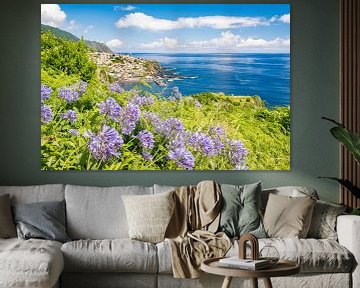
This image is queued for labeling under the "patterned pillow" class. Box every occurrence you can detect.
[307,200,347,240]
[122,191,175,243]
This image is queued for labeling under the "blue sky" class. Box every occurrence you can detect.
[41,4,290,53]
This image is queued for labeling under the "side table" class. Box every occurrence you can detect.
[201,257,300,288]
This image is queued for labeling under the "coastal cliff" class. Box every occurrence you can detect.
[89,52,167,85]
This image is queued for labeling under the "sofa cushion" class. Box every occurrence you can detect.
[218,182,266,238]
[122,191,175,243]
[12,200,70,243]
[0,184,65,204]
[0,194,16,238]
[261,186,319,213]
[65,185,153,239]
[0,238,64,288]
[263,194,316,238]
[61,239,158,273]
[307,200,347,240]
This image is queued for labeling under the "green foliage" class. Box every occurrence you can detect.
[320,117,360,199]
[41,32,96,82]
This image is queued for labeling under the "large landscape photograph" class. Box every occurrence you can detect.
[41,4,290,170]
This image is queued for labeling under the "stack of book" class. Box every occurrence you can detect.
[218,257,271,270]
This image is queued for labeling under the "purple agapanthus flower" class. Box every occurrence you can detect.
[168,148,195,170]
[41,84,52,102]
[60,110,77,123]
[87,125,123,161]
[69,129,80,136]
[109,82,124,94]
[194,101,202,108]
[119,103,141,135]
[168,131,187,150]
[57,81,87,103]
[137,130,155,150]
[227,140,248,170]
[98,97,122,120]
[188,132,215,156]
[142,152,153,161]
[144,112,163,133]
[130,95,154,106]
[172,86,182,100]
[161,117,185,138]
[41,104,53,124]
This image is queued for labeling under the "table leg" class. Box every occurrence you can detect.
[221,276,233,288]
[251,278,258,288]
[263,277,273,288]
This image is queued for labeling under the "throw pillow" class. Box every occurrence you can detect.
[0,194,16,238]
[122,191,175,243]
[307,200,347,240]
[263,193,316,238]
[12,200,70,243]
[218,182,266,238]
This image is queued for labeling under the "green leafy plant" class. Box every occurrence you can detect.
[320,117,360,200]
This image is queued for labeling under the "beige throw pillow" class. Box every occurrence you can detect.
[0,194,17,238]
[263,193,316,238]
[122,191,175,243]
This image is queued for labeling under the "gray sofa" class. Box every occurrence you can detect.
[0,184,359,288]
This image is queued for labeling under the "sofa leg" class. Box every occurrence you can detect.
[251,278,258,288]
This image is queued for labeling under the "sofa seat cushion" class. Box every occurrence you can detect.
[61,239,158,273]
[0,238,64,288]
[157,238,353,274]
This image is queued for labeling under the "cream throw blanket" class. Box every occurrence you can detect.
[165,181,231,278]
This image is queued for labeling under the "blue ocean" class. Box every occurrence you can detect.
[132,53,290,107]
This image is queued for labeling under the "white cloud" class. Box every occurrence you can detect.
[41,4,67,27]
[114,5,136,11]
[279,13,290,23]
[140,37,179,49]
[66,20,78,30]
[116,13,269,31]
[106,39,124,51]
[190,31,290,51]
[84,25,94,34]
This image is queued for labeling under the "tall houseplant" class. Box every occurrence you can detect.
[320,117,360,213]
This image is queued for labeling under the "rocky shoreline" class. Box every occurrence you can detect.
[89,52,175,86]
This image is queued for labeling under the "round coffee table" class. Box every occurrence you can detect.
[201,257,300,288]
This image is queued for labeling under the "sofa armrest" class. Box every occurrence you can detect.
[337,215,360,288]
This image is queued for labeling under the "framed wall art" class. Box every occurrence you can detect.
[41,3,290,170]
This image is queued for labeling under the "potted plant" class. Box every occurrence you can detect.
[320,117,360,215]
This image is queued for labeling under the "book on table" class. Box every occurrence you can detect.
[218,257,271,270]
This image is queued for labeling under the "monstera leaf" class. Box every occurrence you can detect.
[323,117,360,165]
[320,117,360,200]
[318,177,360,199]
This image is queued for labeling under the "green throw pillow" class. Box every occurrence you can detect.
[218,182,266,238]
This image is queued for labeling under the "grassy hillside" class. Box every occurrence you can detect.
[41,32,290,170]
[41,24,112,53]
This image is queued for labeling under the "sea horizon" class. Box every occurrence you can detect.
[124,53,290,107]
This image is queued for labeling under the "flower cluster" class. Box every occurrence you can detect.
[41,84,53,102]
[58,81,87,103]
[170,86,182,101]
[98,97,122,121]
[168,147,195,170]
[41,104,53,124]
[109,82,124,94]
[119,103,141,135]
[60,110,77,123]
[137,130,155,150]
[86,125,123,161]
[130,95,154,106]
[227,140,248,170]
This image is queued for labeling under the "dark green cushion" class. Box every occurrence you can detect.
[12,200,70,243]
[218,182,266,238]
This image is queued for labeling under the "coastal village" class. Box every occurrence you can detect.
[89,52,168,85]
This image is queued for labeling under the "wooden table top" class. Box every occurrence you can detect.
[201,257,300,278]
